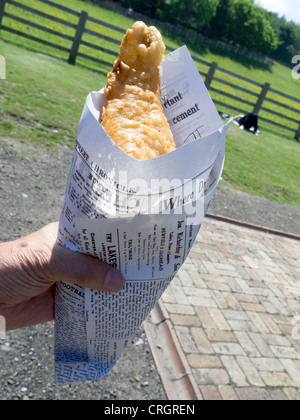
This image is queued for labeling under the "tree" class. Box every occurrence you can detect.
[265,12,298,62]
[206,0,233,40]
[128,0,166,19]
[228,0,278,54]
[169,0,219,32]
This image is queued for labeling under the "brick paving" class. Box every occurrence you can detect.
[160,218,300,400]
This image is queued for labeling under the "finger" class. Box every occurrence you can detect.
[3,288,55,331]
[49,244,125,292]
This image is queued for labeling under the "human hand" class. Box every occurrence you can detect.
[0,222,125,331]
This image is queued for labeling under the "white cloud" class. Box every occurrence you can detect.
[257,0,289,16]
[256,0,300,23]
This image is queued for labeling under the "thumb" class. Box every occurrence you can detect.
[50,243,125,292]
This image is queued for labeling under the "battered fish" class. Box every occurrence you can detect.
[100,21,176,160]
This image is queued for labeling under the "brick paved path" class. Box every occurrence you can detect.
[161,218,300,400]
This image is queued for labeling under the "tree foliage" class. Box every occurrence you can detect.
[168,0,219,33]
[228,0,278,53]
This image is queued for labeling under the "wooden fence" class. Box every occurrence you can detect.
[0,0,299,140]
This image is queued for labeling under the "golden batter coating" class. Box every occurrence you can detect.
[100,21,176,160]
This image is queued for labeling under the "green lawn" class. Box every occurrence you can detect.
[1,0,299,140]
[222,124,300,206]
[0,39,299,208]
[0,37,106,148]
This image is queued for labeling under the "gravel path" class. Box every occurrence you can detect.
[0,138,299,400]
[210,183,300,236]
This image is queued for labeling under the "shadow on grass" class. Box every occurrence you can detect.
[0,37,108,78]
[259,123,299,144]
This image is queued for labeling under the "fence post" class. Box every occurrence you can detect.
[205,62,218,89]
[295,124,300,141]
[0,0,7,28]
[68,11,88,65]
[253,82,270,114]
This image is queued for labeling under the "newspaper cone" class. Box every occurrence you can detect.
[54,46,231,383]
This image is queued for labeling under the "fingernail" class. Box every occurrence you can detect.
[105,269,124,292]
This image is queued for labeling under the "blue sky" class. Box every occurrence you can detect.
[256,0,300,24]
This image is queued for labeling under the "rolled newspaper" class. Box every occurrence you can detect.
[54,46,230,383]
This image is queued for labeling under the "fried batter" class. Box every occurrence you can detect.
[100,21,176,160]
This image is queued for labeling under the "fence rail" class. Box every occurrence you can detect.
[0,0,299,140]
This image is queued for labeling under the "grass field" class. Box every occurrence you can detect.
[1,0,299,140]
[0,38,102,148]
[1,39,299,208]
